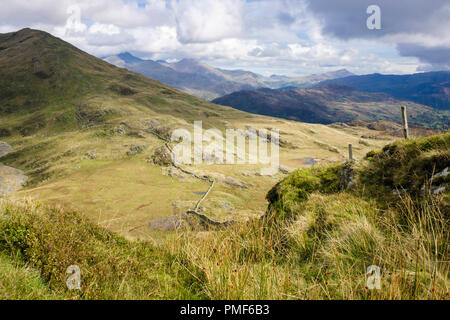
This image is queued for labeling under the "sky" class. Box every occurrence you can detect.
[0,0,449,76]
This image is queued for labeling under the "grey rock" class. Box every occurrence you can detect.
[432,167,448,180]
[127,144,146,156]
[278,165,291,174]
[224,176,248,189]
[85,150,96,160]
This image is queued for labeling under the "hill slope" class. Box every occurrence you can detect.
[1,133,448,299]
[213,84,448,129]
[0,28,447,300]
[0,28,396,242]
[317,71,450,110]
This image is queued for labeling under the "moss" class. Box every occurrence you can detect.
[317,165,341,193]
[361,133,450,195]
[266,166,342,221]
[365,150,380,160]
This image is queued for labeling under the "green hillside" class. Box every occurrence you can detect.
[0,133,448,299]
[0,28,447,300]
[0,28,397,241]
[0,28,247,137]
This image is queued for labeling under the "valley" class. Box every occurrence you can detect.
[213,84,449,129]
[0,28,448,301]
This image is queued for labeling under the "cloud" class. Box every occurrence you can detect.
[172,0,244,43]
[397,43,450,71]
[306,0,450,70]
[0,0,448,75]
[306,0,449,39]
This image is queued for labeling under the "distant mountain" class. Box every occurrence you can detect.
[269,69,354,89]
[103,52,354,100]
[212,84,448,129]
[317,71,450,110]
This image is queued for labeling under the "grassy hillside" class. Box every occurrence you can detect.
[0,28,397,242]
[0,28,248,136]
[1,133,448,299]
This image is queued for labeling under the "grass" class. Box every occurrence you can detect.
[0,253,60,300]
[0,198,206,299]
[0,134,448,299]
[0,30,397,240]
[1,28,447,299]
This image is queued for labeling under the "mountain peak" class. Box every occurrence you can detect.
[116,52,143,64]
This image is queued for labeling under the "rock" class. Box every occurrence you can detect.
[421,183,447,196]
[137,131,146,138]
[359,139,370,146]
[220,201,233,210]
[115,124,127,136]
[240,171,252,177]
[0,142,12,158]
[224,176,248,189]
[432,167,448,180]
[278,165,291,174]
[419,167,448,196]
[85,150,96,160]
[162,167,186,179]
[127,144,146,156]
[0,163,28,196]
[432,185,446,195]
[150,146,172,166]
[339,161,355,190]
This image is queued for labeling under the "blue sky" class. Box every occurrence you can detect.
[0,0,448,76]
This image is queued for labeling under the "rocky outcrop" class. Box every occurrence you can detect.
[150,146,172,166]
[126,144,146,156]
[0,142,28,196]
[420,167,448,195]
[0,142,12,157]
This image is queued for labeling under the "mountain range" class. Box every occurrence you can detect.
[103,52,354,100]
[212,84,449,129]
[0,28,448,301]
[0,28,391,235]
[317,71,450,110]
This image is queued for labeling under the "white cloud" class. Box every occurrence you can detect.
[0,0,446,74]
[172,0,244,43]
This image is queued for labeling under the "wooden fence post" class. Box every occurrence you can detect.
[401,106,409,139]
[348,144,353,161]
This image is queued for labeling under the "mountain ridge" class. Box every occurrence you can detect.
[317,71,450,110]
[103,52,355,100]
[212,83,448,129]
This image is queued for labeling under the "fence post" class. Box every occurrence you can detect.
[348,144,353,161]
[401,106,409,139]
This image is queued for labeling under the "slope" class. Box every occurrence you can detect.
[213,84,448,129]
[317,71,450,110]
[0,28,397,242]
